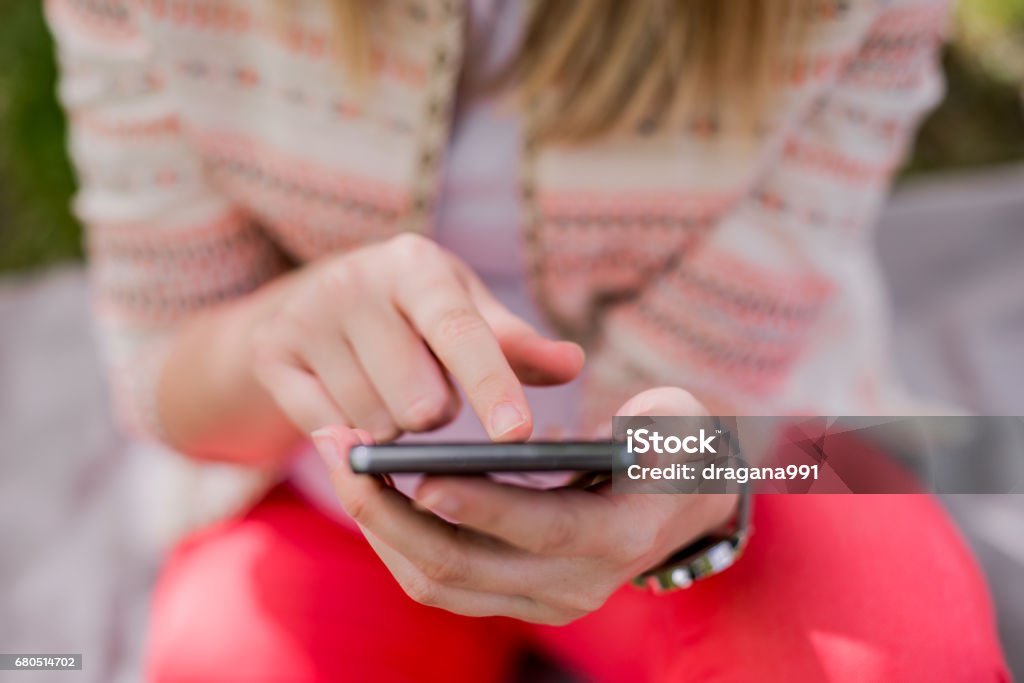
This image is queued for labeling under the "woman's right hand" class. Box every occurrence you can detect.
[247,233,585,442]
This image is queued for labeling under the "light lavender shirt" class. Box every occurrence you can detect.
[293,0,582,517]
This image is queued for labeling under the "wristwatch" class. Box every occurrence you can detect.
[632,481,752,593]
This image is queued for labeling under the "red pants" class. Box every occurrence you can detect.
[147,485,1008,682]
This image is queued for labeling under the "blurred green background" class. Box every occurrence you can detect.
[1,1,1022,273]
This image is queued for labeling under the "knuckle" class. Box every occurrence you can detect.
[275,300,319,338]
[248,325,299,381]
[341,486,376,526]
[317,262,361,301]
[530,509,578,555]
[468,371,510,405]
[388,232,438,264]
[430,306,487,344]
[559,588,609,616]
[418,549,469,585]
[402,575,442,607]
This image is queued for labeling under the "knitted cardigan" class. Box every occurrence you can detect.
[47,0,948,470]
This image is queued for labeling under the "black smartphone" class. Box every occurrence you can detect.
[349,441,632,475]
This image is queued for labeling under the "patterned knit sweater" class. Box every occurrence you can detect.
[47,0,950,440]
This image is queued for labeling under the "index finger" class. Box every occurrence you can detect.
[394,261,532,442]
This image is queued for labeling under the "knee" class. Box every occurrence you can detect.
[144,544,256,683]
[143,517,330,682]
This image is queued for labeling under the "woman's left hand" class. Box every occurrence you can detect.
[312,387,738,625]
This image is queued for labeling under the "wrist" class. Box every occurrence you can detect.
[635,484,752,593]
[700,492,741,536]
[157,273,304,467]
[657,492,739,555]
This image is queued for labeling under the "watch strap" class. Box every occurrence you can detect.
[632,481,753,593]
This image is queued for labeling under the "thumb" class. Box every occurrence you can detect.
[616,386,709,418]
[311,425,375,475]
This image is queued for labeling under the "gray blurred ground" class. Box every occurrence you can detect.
[878,164,1024,676]
[1,165,1022,681]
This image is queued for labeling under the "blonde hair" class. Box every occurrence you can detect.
[321,1,807,142]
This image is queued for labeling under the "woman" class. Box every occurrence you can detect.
[47,0,1008,680]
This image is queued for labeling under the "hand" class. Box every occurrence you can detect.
[247,233,584,441]
[312,387,739,625]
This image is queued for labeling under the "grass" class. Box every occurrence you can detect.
[0,2,80,273]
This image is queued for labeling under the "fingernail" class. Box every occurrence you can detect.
[311,429,341,470]
[489,402,526,437]
[419,490,460,517]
